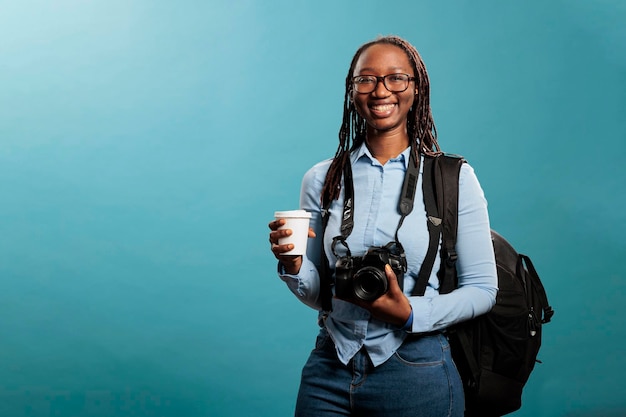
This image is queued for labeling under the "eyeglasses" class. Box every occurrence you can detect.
[351,73,415,94]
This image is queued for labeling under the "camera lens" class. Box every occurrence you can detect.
[353,267,388,301]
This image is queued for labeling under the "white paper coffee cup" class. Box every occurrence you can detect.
[274,210,312,256]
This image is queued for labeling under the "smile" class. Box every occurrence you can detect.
[370,104,397,112]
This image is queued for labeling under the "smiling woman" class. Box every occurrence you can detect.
[268,35,498,416]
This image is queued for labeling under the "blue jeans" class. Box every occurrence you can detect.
[295,329,464,417]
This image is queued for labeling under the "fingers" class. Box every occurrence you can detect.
[269,220,316,241]
[383,264,405,298]
[269,227,292,247]
[270,237,303,274]
[268,220,297,258]
[384,264,397,283]
[268,218,307,274]
[271,242,295,257]
[268,218,285,231]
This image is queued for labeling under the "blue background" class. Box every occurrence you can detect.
[1,1,625,416]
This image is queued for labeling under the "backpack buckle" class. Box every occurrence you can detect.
[445,250,458,267]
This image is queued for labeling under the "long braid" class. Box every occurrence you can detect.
[321,35,441,205]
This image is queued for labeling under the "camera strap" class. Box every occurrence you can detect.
[320,161,356,312]
[396,150,420,246]
[329,160,356,260]
[331,149,420,259]
[319,148,431,312]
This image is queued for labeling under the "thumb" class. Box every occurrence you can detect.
[385,264,398,283]
[385,264,405,296]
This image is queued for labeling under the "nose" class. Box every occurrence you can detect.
[372,77,391,97]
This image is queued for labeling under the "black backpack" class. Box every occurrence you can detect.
[421,154,555,416]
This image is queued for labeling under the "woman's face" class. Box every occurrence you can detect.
[351,43,416,135]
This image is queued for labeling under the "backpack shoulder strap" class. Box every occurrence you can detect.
[411,155,441,296]
[436,154,465,294]
[430,154,482,384]
[520,253,555,324]
[411,153,465,296]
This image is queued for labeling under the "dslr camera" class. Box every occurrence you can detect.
[334,245,407,302]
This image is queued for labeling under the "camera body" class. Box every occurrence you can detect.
[335,246,407,302]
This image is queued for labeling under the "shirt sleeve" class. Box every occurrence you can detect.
[408,163,498,332]
[276,161,330,311]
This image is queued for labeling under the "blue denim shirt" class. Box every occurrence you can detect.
[279,143,497,366]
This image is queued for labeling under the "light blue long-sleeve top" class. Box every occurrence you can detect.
[278,143,498,366]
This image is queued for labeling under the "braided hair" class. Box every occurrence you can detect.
[321,35,441,205]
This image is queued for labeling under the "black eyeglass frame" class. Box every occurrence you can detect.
[351,73,416,94]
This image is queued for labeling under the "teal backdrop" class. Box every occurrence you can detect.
[1,1,625,416]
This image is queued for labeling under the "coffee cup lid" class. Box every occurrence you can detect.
[274,210,312,219]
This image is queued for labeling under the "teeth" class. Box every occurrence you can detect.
[371,104,396,111]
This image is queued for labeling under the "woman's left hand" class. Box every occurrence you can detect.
[352,264,412,328]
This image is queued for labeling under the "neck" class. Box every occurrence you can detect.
[365,129,410,165]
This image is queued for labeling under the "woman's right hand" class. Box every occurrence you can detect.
[268,218,316,275]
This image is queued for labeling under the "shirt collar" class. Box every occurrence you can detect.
[351,141,412,169]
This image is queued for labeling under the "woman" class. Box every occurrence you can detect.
[269,35,497,417]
